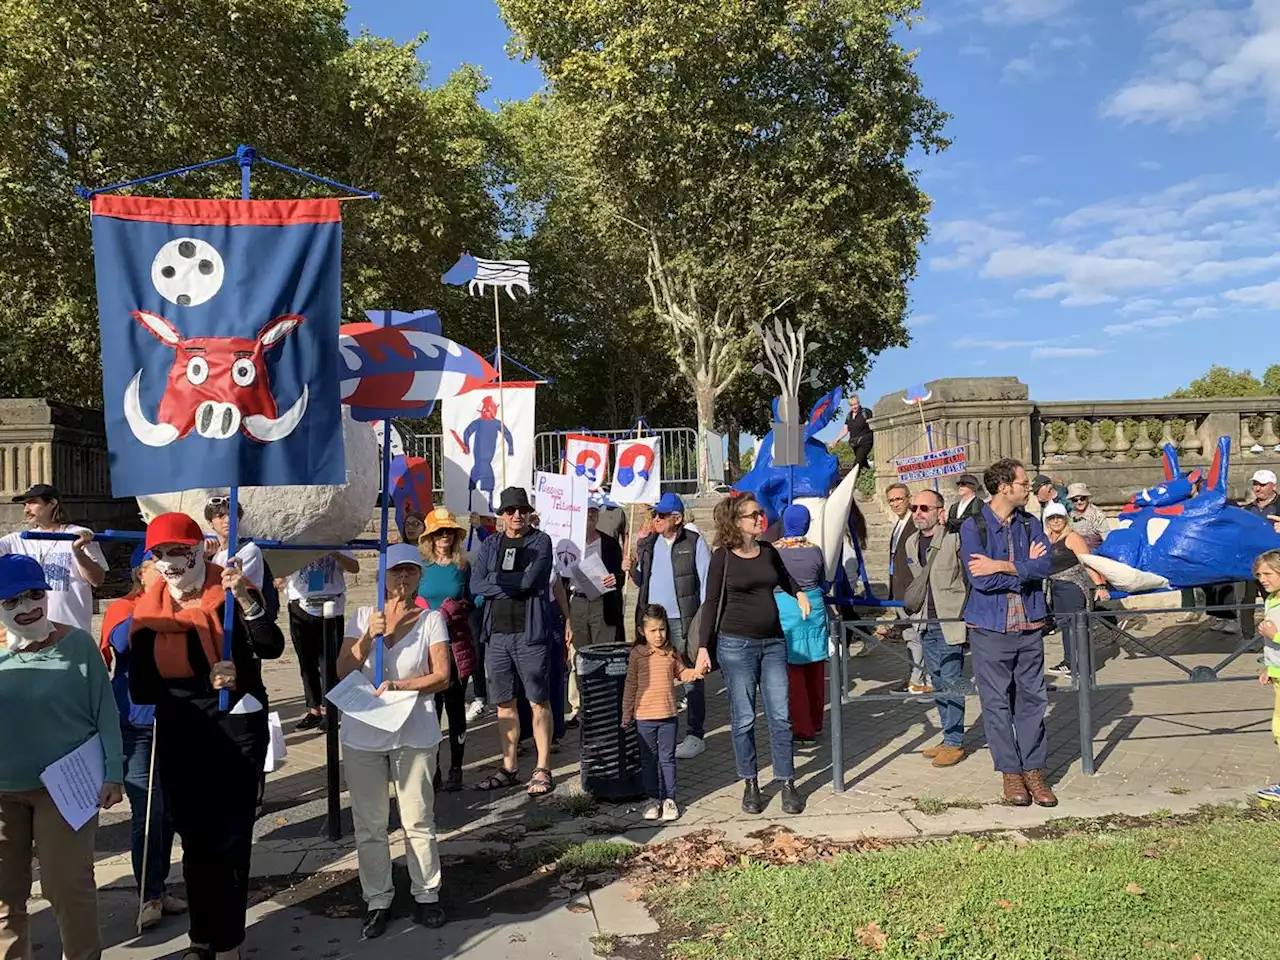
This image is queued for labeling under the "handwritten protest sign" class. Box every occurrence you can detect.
[535,471,589,575]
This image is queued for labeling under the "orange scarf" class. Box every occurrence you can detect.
[130,565,226,679]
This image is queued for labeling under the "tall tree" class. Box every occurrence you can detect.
[0,0,501,405]
[1168,366,1280,399]
[498,0,947,485]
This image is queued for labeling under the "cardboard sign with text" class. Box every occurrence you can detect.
[535,470,590,575]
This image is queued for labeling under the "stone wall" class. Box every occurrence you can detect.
[870,378,1280,506]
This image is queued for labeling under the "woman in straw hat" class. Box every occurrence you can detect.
[418,508,477,791]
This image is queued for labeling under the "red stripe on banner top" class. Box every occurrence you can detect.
[90,195,341,226]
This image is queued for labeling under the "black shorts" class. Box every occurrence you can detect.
[486,631,551,705]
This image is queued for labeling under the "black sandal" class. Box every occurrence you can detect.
[527,767,554,797]
[444,766,464,792]
[476,766,519,791]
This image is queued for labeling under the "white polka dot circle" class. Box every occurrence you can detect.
[150,237,224,307]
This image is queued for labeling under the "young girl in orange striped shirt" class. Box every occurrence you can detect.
[622,604,707,821]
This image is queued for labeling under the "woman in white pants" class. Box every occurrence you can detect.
[338,544,451,939]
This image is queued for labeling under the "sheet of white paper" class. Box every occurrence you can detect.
[230,693,264,715]
[572,552,613,600]
[40,735,104,831]
[324,671,419,733]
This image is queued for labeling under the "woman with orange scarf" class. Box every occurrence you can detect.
[127,513,285,960]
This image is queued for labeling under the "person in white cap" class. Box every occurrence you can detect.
[1238,470,1280,637]
[1065,482,1109,550]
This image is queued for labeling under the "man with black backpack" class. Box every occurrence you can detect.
[958,459,1055,808]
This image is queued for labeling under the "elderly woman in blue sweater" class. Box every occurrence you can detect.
[0,552,124,960]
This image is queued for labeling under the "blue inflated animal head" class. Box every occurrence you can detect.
[735,387,843,524]
[1097,436,1280,588]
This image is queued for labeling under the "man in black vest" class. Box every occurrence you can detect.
[624,492,712,758]
[828,394,874,470]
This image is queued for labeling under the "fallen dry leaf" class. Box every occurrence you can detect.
[995,899,1017,910]
[1125,883,1146,897]
[856,922,888,952]
[1139,848,1161,859]
[916,924,946,943]
[566,902,592,914]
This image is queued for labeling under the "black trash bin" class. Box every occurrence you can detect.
[576,643,644,800]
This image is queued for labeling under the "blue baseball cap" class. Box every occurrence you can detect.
[130,543,149,570]
[588,492,616,510]
[653,492,686,515]
[0,554,51,601]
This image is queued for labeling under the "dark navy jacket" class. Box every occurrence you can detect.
[470,529,555,641]
[958,504,1052,632]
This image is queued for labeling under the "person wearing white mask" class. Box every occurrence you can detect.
[0,553,124,960]
[0,483,107,631]
[338,543,452,939]
[127,513,284,960]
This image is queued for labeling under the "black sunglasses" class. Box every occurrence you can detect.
[500,506,533,516]
[739,509,766,521]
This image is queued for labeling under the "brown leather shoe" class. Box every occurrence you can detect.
[1002,773,1032,806]
[922,745,942,759]
[1023,770,1058,807]
[931,745,966,768]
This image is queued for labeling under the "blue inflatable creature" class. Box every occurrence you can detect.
[734,388,843,524]
[1095,436,1280,589]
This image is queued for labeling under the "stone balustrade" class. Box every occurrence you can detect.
[870,379,1280,506]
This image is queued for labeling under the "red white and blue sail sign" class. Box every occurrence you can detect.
[90,196,345,496]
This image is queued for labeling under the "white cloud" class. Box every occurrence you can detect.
[1119,298,1164,314]
[1004,57,1038,80]
[928,221,1020,271]
[1224,279,1280,307]
[1015,154,1043,165]
[1105,0,1280,129]
[981,0,1074,26]
[1102,314,1189,335]
[953,337,1051,350]
[1138,159,1163,171]
[1031,346,1106,358]
[907,313,935,329]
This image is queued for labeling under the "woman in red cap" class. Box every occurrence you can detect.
[127,513,285,960]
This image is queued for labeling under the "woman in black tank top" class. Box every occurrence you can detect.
[1042,504,1107,679]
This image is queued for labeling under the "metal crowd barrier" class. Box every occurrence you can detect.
[825,600,1265,791]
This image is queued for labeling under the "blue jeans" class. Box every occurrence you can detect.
[668,618,705,740]
[636,718,679,800]
[918,622,966,747]
[122,724,174,901]
[716,634,794,780]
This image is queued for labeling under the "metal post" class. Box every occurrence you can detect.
[322,600,342,840]
[827,610,845,793]
[1074,609,1096,776]
[839,619,850,700]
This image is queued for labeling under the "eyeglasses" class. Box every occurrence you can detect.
[500,506,533,517]
[1069,496,1088,503]
[909,504,936,513]
[1,589,45,610]
[206,496,230,506]
[738,510,766,522]
[887,496,907,503]
[649,510,675,519]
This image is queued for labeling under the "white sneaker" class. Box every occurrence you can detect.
[642,801,662,821]
[139,897,163,931]
[674,735,706,760]
[465,700,486,722]
[1217,620,1242,635]
[661,798,680,822]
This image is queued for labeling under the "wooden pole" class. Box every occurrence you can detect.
[493,286,508,492]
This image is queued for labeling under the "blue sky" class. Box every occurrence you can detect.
[348,0,1261,410]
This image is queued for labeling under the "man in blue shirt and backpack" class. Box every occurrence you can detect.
[959,458,1056,808]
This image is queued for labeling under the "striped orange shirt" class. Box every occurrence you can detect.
[622,645,701,723]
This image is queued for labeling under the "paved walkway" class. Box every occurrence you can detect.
[25,601,1276,958]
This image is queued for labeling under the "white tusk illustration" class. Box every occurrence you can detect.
[123,371,180,447]
[242,387,308,443]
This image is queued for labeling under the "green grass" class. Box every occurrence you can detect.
[913,795,984,816]
[650,817,1280,959]
[559,840,637,872]
[560,791,601,818]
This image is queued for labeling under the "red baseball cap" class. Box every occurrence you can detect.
[145,513,204,551]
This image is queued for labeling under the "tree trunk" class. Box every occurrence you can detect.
[726,422,742,482]
[694,376,716,492]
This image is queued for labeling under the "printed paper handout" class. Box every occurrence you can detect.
[325,670,419,733]
[40,735,105,831]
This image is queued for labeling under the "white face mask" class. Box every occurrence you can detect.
[0,591,53,650]
[153,548,206,599]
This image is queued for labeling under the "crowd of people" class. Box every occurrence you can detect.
[4,456,1280,956]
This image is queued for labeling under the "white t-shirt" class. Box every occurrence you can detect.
[286,552,355,616]
[213,543,264,590]
[340,605,446,753]
[0,526,107,632]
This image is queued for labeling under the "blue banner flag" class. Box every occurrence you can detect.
[91,196,345,496]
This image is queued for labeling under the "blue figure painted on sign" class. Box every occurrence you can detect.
[449,395,513,513]
[1094,436,1280,589]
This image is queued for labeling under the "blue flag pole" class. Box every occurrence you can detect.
[374,418,393,686]
[219,146,257,711]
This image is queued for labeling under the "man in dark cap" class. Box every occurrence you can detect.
[1029,474,1069,524]
[470,487,557,797]
[948,474,984,527]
